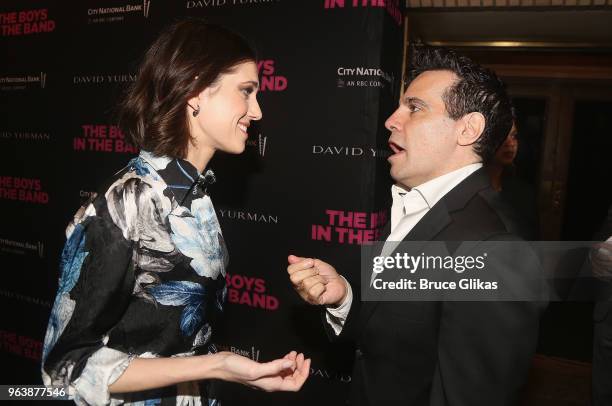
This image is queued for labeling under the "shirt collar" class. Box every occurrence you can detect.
[137,151,216,207]
[410,163,483,209]
[139,150,173,173]
[390,163,483,227]
[139,150,206,186]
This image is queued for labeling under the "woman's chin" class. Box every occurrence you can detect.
[226,144,246,155]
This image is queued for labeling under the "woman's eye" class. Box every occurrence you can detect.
[241,87,254,97]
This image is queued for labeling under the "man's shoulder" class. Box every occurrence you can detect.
[444,187,529,240]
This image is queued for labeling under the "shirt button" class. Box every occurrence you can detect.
[355,348,364,359]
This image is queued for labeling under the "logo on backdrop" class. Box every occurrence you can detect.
[226,273,280,311]
[336,66,394,89]
[0,238,44,258]
[311,209,388,245]
[87,0,151,24]
[79,190,98,201]
[323,0,402,25]
[0,330,42,362]
[246,133,268,157]
[312,145,390,159]
[73,73,137,86]
[0,72,47,91]
[258,60,288,92]
[0,290,51,308]
[311,365,352,383]
[186,0,281,9]
[217,208,278,224]
[74,124,138,154]
[0,176,49,204]
[0,9,56,36]
[217,344,262,362]
[0,131,51,142]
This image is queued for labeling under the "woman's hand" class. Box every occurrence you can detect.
[210,351,310,392]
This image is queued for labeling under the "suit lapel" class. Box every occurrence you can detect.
[404,201,452,242]
[360,168,491,329]
[360,202,452,327]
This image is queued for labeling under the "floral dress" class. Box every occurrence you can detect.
[42,151,228,406]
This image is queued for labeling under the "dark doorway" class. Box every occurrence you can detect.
[562,99,612,241]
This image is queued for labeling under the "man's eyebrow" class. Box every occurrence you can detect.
[403,96,429,109]
[241,80,259,89]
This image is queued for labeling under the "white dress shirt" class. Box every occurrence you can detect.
[326,163,483,335]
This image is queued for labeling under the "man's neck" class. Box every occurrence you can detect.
[401,161,483,191]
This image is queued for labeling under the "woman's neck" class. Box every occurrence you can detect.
[185,145,215,174]
[487,163,504,192]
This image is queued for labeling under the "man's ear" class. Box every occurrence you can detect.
[458,112,485,146]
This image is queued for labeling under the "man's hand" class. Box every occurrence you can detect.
[287,255,348,306]
[212,351,310,392]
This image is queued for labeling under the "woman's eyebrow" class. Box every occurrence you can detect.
[241,80,259,89]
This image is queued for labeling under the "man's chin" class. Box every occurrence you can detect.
[388,164,403,181]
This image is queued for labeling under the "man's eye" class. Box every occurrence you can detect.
[408,104,421,113]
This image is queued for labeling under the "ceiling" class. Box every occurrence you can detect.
[405,8,612,48]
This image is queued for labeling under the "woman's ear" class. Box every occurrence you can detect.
[187,90,207,117]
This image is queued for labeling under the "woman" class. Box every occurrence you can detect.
[487,119,539,239]
[488,121,519,192]
[42,19,310,405]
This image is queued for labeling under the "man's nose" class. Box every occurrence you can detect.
[385,110,400,132]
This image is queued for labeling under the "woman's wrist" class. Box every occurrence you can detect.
[196,352,231,381]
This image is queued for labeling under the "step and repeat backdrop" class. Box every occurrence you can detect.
[0,0,404,404]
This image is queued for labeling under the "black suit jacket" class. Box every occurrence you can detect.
[326,169,544,406]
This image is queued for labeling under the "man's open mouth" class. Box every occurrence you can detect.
[389,141,404,154]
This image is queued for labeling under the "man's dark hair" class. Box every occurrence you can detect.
[407,46,513,163]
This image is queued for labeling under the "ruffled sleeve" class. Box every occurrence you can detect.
[42,185,137,405]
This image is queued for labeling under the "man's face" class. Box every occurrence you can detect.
[385,70,461,189]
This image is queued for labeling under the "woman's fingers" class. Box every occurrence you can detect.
[254,358,295,379]
[290,354,310,390]
[283,351,297,361]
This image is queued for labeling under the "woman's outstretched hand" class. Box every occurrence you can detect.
[211,350,311,392]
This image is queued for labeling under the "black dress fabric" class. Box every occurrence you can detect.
[42,150,227,406]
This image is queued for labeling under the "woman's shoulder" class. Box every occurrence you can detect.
[70,153,176,241]
[97,152,174,205]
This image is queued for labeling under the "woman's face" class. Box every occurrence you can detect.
[189,61,262,154]
[494,123,518,166]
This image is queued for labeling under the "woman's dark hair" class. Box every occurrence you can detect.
[407,45,513,164]
[118,19,256,158]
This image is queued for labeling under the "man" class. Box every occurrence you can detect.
[288,47,543,405]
